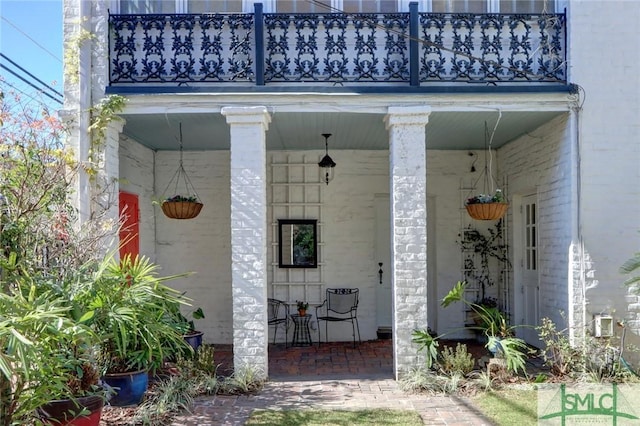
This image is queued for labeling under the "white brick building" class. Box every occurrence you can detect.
[62,0,640,379]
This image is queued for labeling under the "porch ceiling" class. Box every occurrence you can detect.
[121,110,564,151]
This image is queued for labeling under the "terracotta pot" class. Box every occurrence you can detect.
[39,394,104,426]
[298,309,306,316]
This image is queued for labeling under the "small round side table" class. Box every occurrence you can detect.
[290,314,313,347]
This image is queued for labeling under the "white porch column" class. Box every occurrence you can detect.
[101,120,125,238]
[221,106,271,378]
[384,105,431,379]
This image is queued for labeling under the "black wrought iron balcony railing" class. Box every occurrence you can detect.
[108,3,567,92]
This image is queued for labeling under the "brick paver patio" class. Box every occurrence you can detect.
[171,340,493,425]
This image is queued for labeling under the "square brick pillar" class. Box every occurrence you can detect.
[222,106,271,378]
[384,106,431,379]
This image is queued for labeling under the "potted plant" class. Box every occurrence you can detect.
[467,296,497,327]
[296,301,309,316]
[37,358,106,426]
[0,281,106,426]
[77,254,190,406]
[179,307,206,352]
[161,195,203,219]
[465,189,508,220]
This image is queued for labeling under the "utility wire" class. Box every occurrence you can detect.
[0,53,63,99]
[0,64,63,105]
[0,79,42,106]
[1,16,63,64]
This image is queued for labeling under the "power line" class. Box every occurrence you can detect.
[0,53,63,99]
[0,79,42,107]
[0,15,63,64]
[0,64,63,105]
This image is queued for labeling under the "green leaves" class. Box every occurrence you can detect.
[440,280,528,374]
[192,307,205,320]
[487,336,529,374]
[0,282,96,423]
[74,253,192,373]
[441,280,466,308]
[411,329,439,369]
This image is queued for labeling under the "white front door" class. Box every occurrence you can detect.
[517,194,540,345]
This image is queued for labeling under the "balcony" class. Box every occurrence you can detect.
[108,4,568,94]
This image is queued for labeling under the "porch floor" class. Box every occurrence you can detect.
[212,339,493,380]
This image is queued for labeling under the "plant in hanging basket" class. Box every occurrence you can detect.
[161,195,203,219]
[465,189,508,220]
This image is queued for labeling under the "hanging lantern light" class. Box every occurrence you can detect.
[318,133,336,185]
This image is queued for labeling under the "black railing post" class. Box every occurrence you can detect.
[409,2,419,86]
[255,3,265,86]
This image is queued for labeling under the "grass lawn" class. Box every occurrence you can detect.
[472,388,538,425]
[245,409,424,425]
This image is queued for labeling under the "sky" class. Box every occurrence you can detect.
[0,0,63,111]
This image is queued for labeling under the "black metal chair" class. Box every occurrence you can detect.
[315,288,361,347]
[268,298,290,347]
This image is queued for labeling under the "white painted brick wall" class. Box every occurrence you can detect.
[154,150,233,344]
[118,134,157,260]
[567,1,640,337]
[90,0,109,103]
[499,114,573,330]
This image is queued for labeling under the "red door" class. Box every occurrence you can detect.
[119,192,139,260]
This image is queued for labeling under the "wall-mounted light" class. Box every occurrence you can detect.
[469,151,477,172]
[318,133,336,185]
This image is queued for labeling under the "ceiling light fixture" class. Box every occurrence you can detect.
[318,133,336,185]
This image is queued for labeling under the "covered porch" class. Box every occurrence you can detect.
[108,93,575,379]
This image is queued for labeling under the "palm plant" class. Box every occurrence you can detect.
[77,254,191,374]
[0,279,98,426]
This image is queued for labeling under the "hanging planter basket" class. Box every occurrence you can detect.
[466,202,508,221]
[161,200,203,220]
[160,123,203,220]
[465,119,508,221]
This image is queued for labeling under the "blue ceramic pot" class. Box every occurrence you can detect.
[183,330,203,352]
[103,369,148,406]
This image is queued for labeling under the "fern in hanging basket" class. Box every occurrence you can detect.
[162,195,203,220]
[465,189,508,221]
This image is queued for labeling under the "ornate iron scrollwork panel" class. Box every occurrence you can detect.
[109,11,566,86]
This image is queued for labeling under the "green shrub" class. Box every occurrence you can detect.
[441,343,475,376]
[537,317,583,376]
[220,365,266,394]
